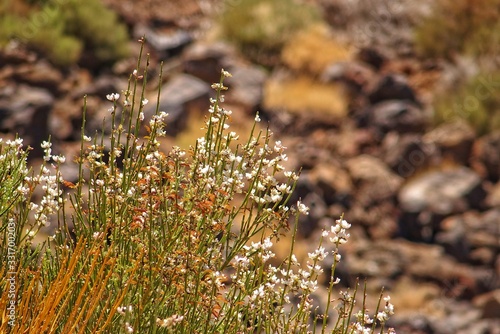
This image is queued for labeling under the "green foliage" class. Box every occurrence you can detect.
[0,0,128,67]
[25,6,83,67]
[433,71,500,135]
[218,0,320,65]
[0,14,22,48]
[414,0,500,59]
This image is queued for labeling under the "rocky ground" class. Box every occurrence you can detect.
[1,0,499,333]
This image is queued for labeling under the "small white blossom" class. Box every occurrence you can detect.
[92,232,103,240]
[376,312,389,322]
[125,323,133,333]
[106,93,120,101]
[156,315,184,328]
[297,201,309,215]
[52,155,66,164]
[41,141,51,149]
[308,247,328,261]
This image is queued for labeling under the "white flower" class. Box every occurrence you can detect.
[17,185,29,195]
[141,98,148,106]
[6,138,23,148]
[234,255,250,268]
[52,155,66,164]
[156,315,184,328]
[262,238,273,250]
[284,171,299,181]
[106,93,120,101]
[297,201,309,215]
[125,322,133,333]
[255,114,261,122]
[308,247,328,261]
[276,183,291,193]
[273,140,285,152]
[41,141,51,149]
[92,232,103,239]
[384,296,395,315]
[339,219,351,229]
[376,311,389,322]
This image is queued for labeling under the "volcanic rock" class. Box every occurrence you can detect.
[143,73,210,136]
[423,120,476,166]
[472,130,500,182]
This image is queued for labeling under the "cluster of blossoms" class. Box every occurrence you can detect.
[156,314,184,328]
[116,305,135,333]
[27,166,60,228]
[148,111,169,138]
[0,137,69,241]
[0,138,30,219]
[227,213,395,332]
[86,142,126,204]
[350,295,395,334]
[226,218,348,329]
[323,218,351,245]
[0,138,28,192]
[24,141,66,230]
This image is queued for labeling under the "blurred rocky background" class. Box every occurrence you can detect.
[1,0,499,333]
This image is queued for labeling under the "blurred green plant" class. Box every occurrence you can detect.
[414,0,500,60]
[433,71,500,135]
[0,0,129,67]
[217,0,320,66]
[62,0,129,66]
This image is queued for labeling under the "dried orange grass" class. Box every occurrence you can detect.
[1,238,139,333]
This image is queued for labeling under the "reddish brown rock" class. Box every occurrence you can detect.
[308,162,353,206]
[346,154,403,205]
[367,74,419,105]
[382,132,435,177]
[472,131,500,182]
[423,120,476,166]
[473,289,500,319]
[12,60,63,94]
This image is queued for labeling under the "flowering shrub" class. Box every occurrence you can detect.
[0,41,395,333]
